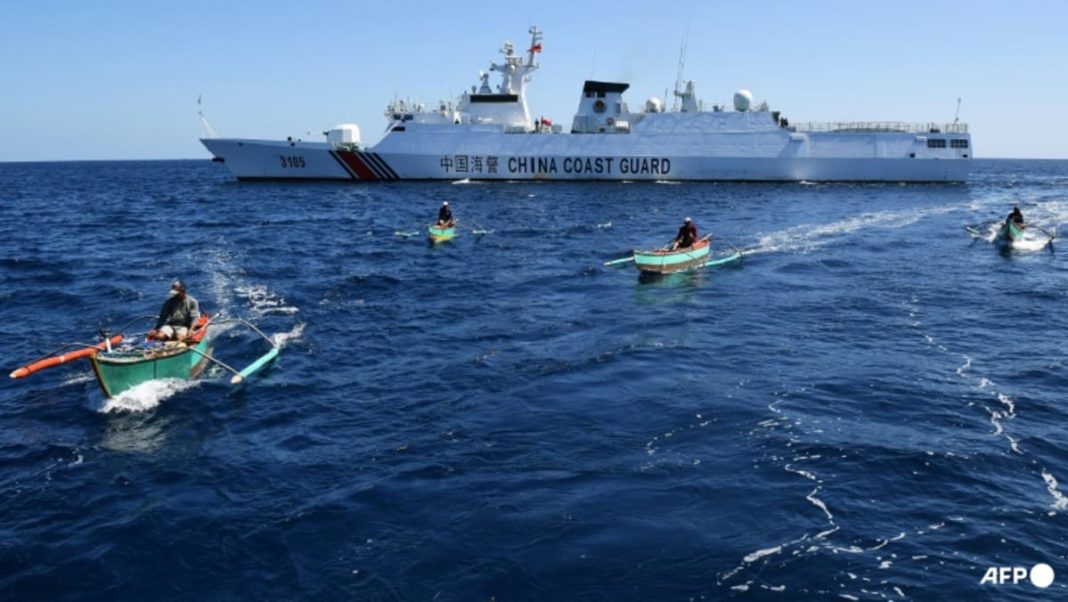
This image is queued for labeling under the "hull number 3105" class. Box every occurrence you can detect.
[279,156,306,168]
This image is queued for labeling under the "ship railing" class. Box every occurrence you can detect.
[789,121,969,134]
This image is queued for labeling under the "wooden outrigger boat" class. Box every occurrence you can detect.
[633,237,712,274]
[604,234,743,274]
[89,315,214,398]
[11,313,281,398]
[428,224,456,244]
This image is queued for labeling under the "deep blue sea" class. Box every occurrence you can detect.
[1,159,1067,600]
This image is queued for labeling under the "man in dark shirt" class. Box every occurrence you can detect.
[437,201,454,227]
[1007,206,1024,227]
[149,280,200,341]
[671,217,699,250]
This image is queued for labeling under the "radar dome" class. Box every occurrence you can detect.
[645,97,663,113]
[327,123,361,146]
[733,89,753,112]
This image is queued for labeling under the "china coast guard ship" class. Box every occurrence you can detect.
[201,26,971,182]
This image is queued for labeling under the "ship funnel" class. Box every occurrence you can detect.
[733,89,753,112]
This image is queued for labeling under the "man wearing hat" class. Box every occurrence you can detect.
[436,201,455,227]
[671,217,699,250]
[149,280,200,341]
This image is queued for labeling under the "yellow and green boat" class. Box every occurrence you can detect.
[428,224,456,244]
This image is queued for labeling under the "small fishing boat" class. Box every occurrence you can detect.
[89,315,213,398]
[633,238,711,274]
[428,224,456,244]
[11,313,281,399]
[995,220,1025,248]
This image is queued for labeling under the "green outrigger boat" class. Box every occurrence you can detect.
[89,314,214,397]
[633,237,712,274]
[11,313,281,398]
[428,224,456,244]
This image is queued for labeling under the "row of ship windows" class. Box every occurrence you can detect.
[927,139,969,148]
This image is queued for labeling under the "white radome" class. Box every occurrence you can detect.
[733,89,753,112]
[645,97,663,113]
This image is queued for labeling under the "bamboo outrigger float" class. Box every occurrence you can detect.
[10,313,281,398]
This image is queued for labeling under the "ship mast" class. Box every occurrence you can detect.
[490,26,541,97]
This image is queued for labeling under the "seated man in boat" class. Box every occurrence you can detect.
[148,280,200,341]
[436,201,455,227]
[1006,206,1024,227]
[670,217,699,250]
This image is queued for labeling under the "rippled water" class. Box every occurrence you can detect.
[1,159,1067,600]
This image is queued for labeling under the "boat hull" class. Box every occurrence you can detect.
[996,221,1024,247]
[634,240,711,274]
[428,225,455,243]
[89,317,212,398]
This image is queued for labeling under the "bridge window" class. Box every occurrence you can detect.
[927,139,947,148]
[950,139,969,148]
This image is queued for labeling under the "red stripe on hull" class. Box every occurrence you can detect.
[336,151,378,181]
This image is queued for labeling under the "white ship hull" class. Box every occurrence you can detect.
[203,126,971,183]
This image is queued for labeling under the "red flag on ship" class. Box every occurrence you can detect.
[529,43,542,53]
[540,117,553,126]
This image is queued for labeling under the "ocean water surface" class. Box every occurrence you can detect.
[1,159,1066,600]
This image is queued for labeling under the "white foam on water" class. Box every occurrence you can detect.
[93,378,198,414]
[451,177,472,184]
[996,393,1016,416]
[744,545,783,563]
[596,221,612,229]
[1041,470,1068,512]
[730,584,749,592]
[654,179,681,185]
[234,284,300,317]
[747,204,962,256]
[62,372,96,386]
[271,323,305,348]
[807,487,834,521]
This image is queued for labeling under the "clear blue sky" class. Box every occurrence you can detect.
[2,0,1065,161]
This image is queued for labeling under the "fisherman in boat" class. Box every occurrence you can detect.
[437,201,455,227]
[670,217,699,250]
[148,280,200,341]
[1006,206,1024,227]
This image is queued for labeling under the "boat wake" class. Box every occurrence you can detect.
[90,378,199,414]
[746,204,963,256]
[235,284,300,317]
[270,323,305,348]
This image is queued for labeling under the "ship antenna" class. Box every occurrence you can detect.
[953,97,962,125]
[198,94,218,139]
[671,20,691,112]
